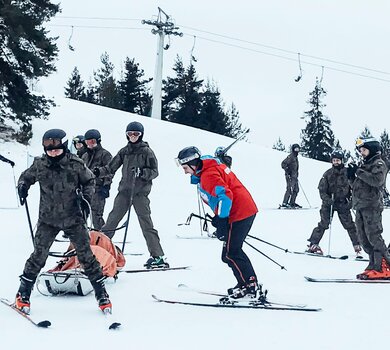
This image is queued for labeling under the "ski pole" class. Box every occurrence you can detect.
[218,128,250,156]
[298,179,312,208]
[247,234,289,253]
[244,240,287,270]
[327,194,334,256]
[23,198,35,244]
[122,169,138,253]
[12,167,20,208]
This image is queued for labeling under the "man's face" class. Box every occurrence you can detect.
[46,149,64,158]
[293,147,300,153]
[359,146,370,158]
[75,142,84,150]
[331,158,342,166]
[126,131,142,143]
[181,164,195,175]
[85,139,97,149]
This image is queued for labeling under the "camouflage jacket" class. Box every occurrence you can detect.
[18,152,95,227]
[101,141,158,194]
[281,153,299,177]
[351,154,387,210]
[318,165,351,208]
[82,144,113,188]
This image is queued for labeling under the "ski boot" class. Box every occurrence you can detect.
[279,203,290,209]
[144,256,169,269]
[290,203,302,209]
[92,277,112,313]
[14,275,35,314]
[228,276,260,300]
[306,244,323,255]
[357,259,390,280]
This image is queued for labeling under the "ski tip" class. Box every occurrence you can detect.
[304,276,314,282]
[177,283,188,289]
[37,320,51,328]
[109,322,121,330]
[339,255,349,260]
[151,294,162,302]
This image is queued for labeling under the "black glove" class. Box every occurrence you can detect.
[76,190,90,221]
[99,185,110,199]
[211,215,219,228]
[347,163,358,180]
[93,167,100,178]
[214,217,230,241]
[8,160,15,167]
[17,183,28,205]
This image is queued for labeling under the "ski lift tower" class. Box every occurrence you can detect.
[142,8,182,119]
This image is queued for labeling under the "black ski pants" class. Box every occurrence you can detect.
[221,214,257,286]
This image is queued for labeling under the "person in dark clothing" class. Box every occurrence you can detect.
[95,122,167,269]
[349,137,390,280]
[281,144,301,208]
[306,150,361,256]
[82,129,112,230]
[72,135,87,158]
[0,154,15,167]
[176,146,264,301]
[214,146,233,168]
[15,129,111,314]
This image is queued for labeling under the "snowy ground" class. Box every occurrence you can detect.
[1,98,389,350]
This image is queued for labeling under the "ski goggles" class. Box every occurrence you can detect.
[175,153,200,167]
[72,136,84,144]
[43,138,62,147]
[126,131,142,137]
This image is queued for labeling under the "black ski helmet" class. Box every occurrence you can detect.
[331,149,344,162]
[84,129,101,143]
[291,143,300,152]
[42,129,68,152]
[356,137,381,154]
[72,135,85,147]
[126,121,144,142]
[176,146,202,167]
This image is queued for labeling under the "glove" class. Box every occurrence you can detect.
[99,185,110,199]
[347,163,358,180]
[214,217,230,241]
[76,190,90,220]
[8,160,15,167]
[93,167,100,178]
[211,215,220,228]
[17,183,28,205]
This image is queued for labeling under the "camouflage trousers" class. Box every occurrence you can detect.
[22,220,103,283]
[102,190,164,257]
[282,174,299,205]
[90,191,106,230]
[355,207,390,270]
[308,204,359,247]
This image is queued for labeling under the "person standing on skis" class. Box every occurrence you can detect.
[306,150,361,256]
[176,146,263,300]
[348,137,390,279]
[280,144,301,208]
[15,129,111,314]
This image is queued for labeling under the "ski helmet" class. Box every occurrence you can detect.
[291,143,300,152]
[84,129,101,143]
[72,135,85,147]
[331,149,344,162]
[356,137,381,154]
[176,146,202,167]
[215,146,225,157]
[126,121,144,142]
[42,129,68,152]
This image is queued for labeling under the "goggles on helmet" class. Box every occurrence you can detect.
[126,131,142,137]
[175,153,200,167]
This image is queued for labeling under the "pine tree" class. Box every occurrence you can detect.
[0,0,59,143]
[94,52,120,108]
[225,103,245,138]
[379,129,390,167]
[64,67,86,100]
[354,126,373,160]
[300,79,337,162]
[118,57,152,115]
[273,137,286,152]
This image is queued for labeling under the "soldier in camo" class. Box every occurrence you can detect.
[82,129,113,230]
[72,135,87,158]
[15,129,111,313]
[349,137,390,280]
[95,122,168,269]
[280,143,301,208]
[306,150,361,256]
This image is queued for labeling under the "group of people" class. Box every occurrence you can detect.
[281,139,390,280]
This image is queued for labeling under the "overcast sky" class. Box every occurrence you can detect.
[39,0,390,151]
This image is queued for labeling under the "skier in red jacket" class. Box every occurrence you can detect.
[176,146,263,300]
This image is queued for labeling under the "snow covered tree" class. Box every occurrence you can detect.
[380,129,390,166]
[300,79,337,162]
[0,0,59,143]
[273,137,286,151]
[118,57,152,115]
[64,67,86,100]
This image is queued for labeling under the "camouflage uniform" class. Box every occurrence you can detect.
[351,153,389,270]
[82,144,112,230]
[18,153,103,284]
[308,164,359,247]
[100,141,164,257]
[281,152,299,205]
